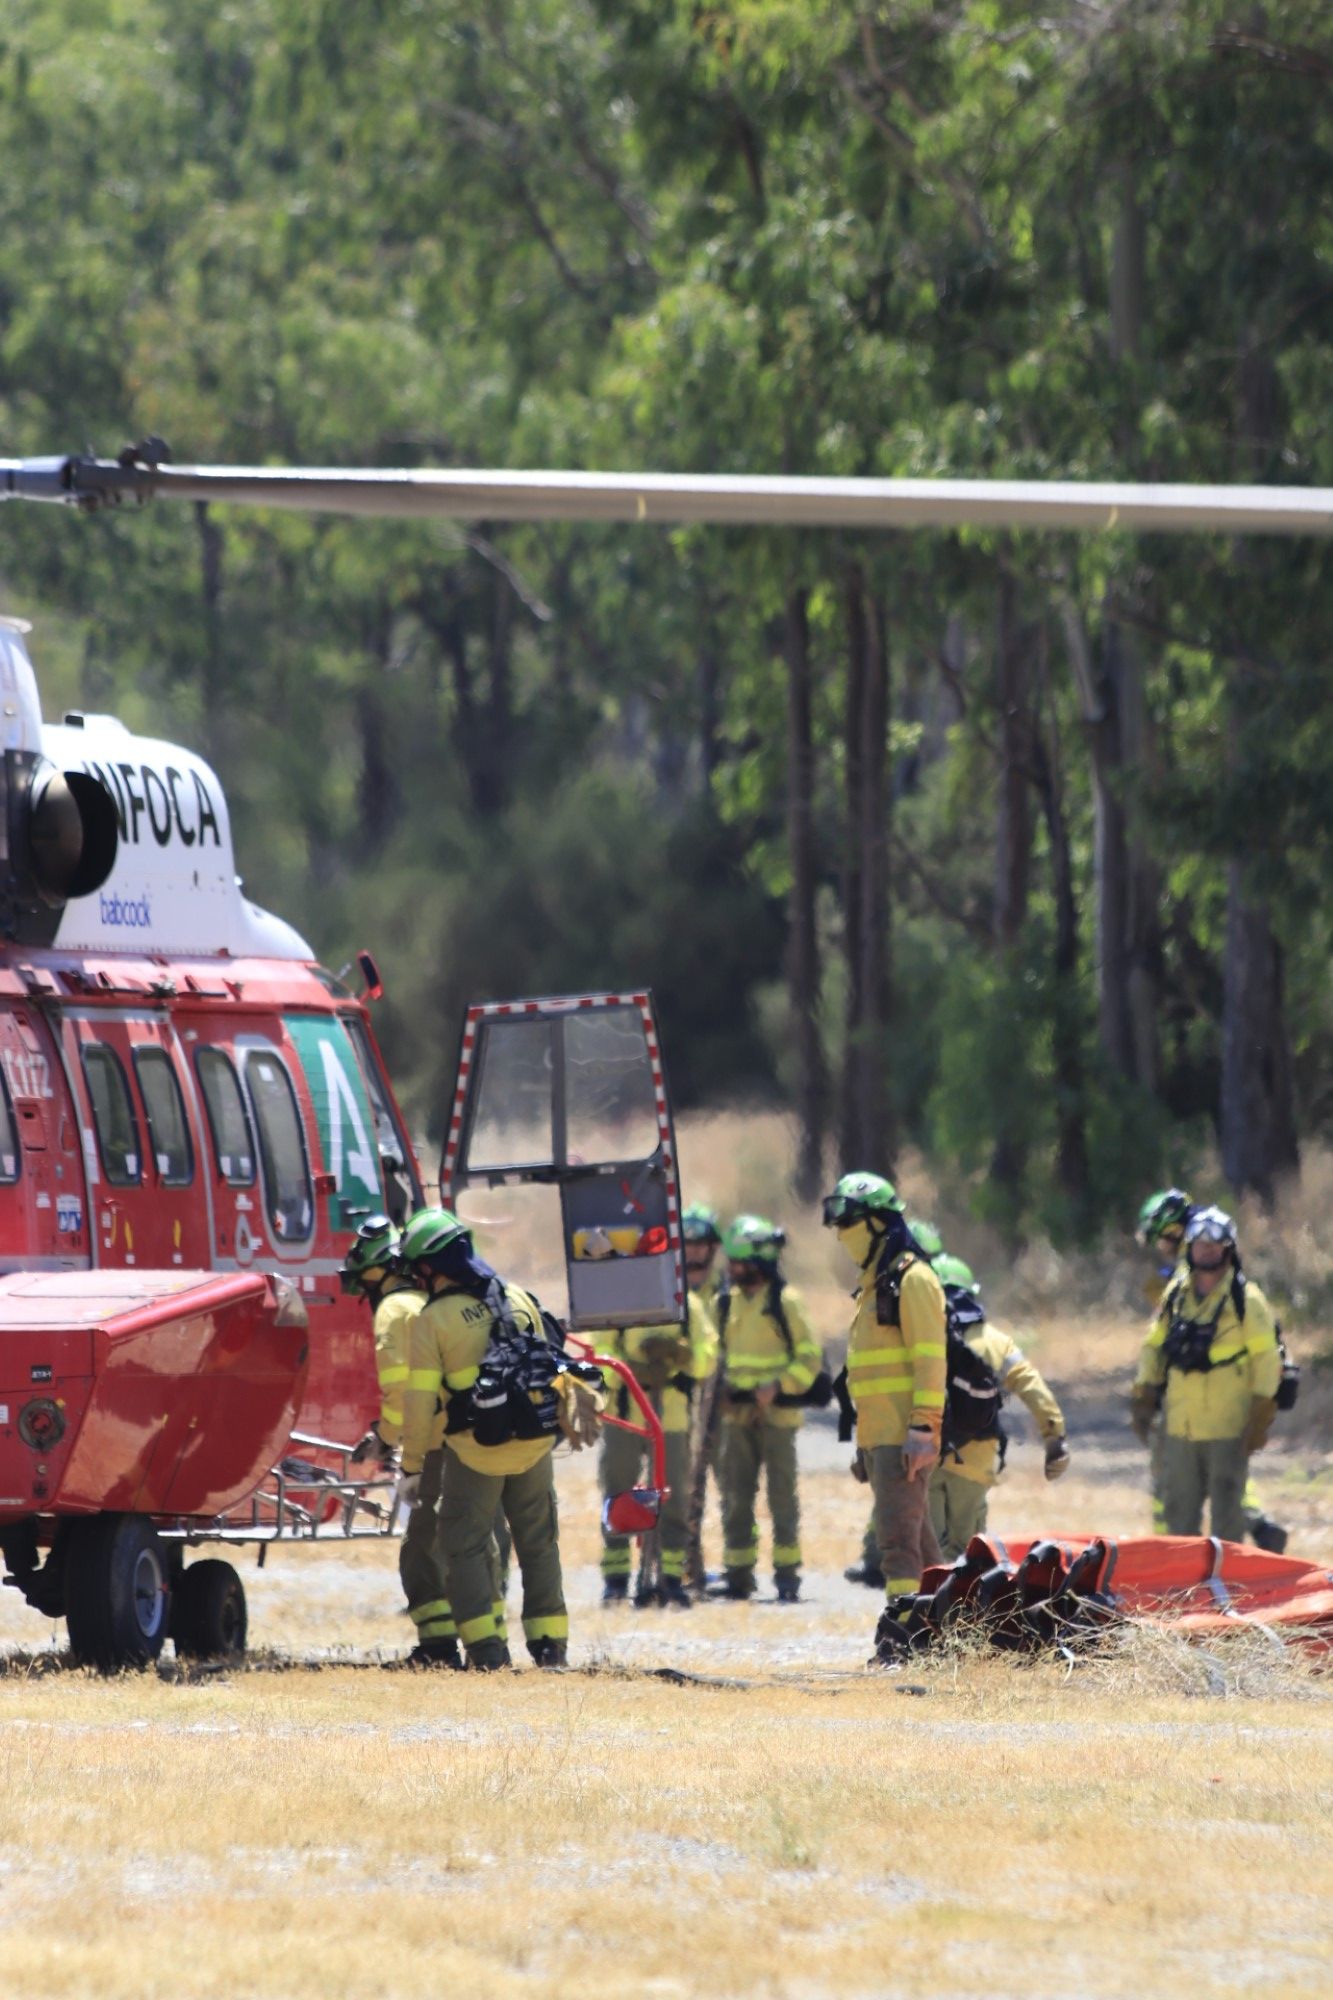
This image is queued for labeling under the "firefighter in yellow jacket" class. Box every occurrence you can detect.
[929,1255,1069,1560]
[1130,1206,1281,1545]
[600,1291,717,1607]
[717,1215,821,1602]
[400,1207,587,1671]
[341,1217,462,1667]
[822,1174,944,1616]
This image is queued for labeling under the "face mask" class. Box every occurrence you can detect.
[837,1219,876,1269]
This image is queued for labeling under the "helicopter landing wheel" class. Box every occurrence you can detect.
[170,1559,248,1662]
[64,1514,171,1672]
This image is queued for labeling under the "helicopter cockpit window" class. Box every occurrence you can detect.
[243,1049,314,1244]
[0,1072,18,1183]
[82,1044,142,1187]
[133,1048,194,1188]
[343,1016,421,1221]
[195,1049,256,1185]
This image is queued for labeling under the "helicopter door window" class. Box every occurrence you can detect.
[465,1018,554,1171]
[243,1049,314,1245]
[81,1044,142,1186]
[563,1008,661,1165]
[0,1071,18,1182]
[194,1049,257,1185]
[132,1048,194,1188]
[343,1016,422,1219]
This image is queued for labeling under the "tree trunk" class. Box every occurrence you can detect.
[1220,868,1299,1199]
[1031,629,1090,1219]
[990,571,1032,1203]
[784,585,827,1199]
[839,564,894,1171]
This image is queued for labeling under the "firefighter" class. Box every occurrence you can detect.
[822,1174,944,1626]
[341,1217,463,1667]
[928,1254,1069,1560]
[844,1216,942,1588]
[716,1215,821,1601]
[399,1207,576,1671]
[1130,1206,1282,1544]
[1135,1189,1287,1552]
[682,1203,727,1311]
[600,1291,717,1607]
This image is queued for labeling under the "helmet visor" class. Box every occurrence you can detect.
[822,1194,859,1228]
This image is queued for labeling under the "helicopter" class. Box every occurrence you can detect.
[0,444,1328,1670]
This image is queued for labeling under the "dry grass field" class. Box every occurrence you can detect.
[3,1113,1331,1998]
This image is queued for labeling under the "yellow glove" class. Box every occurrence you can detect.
[1044,1437,1070,1481]
[555,1374,604,1452]
[1129,1384,1159,1445]
[1242,1395,1278,1455]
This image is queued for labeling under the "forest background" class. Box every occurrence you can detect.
[1,0,1330,1245]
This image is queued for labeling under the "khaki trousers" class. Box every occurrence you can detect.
[1160,1433,1249,1543]
[720,1418,802,1575]
[868,1443,941,1596]
[927,1465,990,1563]
[439,1447,566,1662]
[400,1448,507,1642]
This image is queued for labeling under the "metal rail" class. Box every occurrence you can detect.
[156,1432,404,1547]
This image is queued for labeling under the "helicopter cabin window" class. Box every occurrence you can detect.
[133,1048,194,1187]
[81,1044,142,1186]
[243,1049,313,1243]
[195,1049,256,1185]
[343,1016,419,1220]
[0,1071,18,1182]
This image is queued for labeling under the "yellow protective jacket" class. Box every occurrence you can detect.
[720,1281,820,1430]
[403,1280,554,1476]
[848,1249,947,1449]
[1135,1274,1281,1442]
[602,1293,717,1435]
[946,1323,1065,1486]
[371,1282,427,1447]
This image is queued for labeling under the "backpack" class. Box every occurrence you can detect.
[445,1281,596,1449]
[873,1256,1005,1463]
[717,1280,834,1409]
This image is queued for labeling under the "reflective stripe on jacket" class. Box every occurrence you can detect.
[1135,1277,1281,1441]
[372,1284,427,1445]
[721,1283,820,1430]
[848,1251,946,1449]
[603,1293,717,1434]
[402,1280,553,1476]
[948,1323,1064,1485]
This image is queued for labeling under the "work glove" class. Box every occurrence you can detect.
[555,1374,604,1452]
[901,1426,938,1483]
[1129,1383,1159,1445]
[1242,1394,1279,1455]
[397,1472,421,1509]
[850,1448,870,1485]
[1044,1436,1071,1481]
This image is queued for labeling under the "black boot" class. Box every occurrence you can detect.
[601,1574,630,1604]
[528,1637,568,1669]
[844,1560,885,1589]
[723,1568,755,1600]
[405,1637,464,1669]
[467,1639,512,1672]
[1247,1513,1288,1554]
[659,1577,693,1609]
[775,1568,801,1603]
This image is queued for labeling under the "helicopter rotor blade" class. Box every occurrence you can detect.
[1,452,1331,536]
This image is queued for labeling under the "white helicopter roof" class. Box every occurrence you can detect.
[2,622,310,960]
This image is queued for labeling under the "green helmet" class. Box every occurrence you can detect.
[682,1202,722,1245]
[400,1205,471,1267]
[1135,1188,1193,1247]
[338,1214,402,1296]
[907,1217,943,1259]
[722,1213,786,1268]
[821,1171,904,1230]
[935,1253,979,1295]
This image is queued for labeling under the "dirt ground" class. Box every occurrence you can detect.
[3,1318,1332,2000]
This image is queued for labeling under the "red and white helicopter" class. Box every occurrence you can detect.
[0,446,1327,1669]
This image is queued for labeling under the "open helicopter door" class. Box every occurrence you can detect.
[440,992,685,1333]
